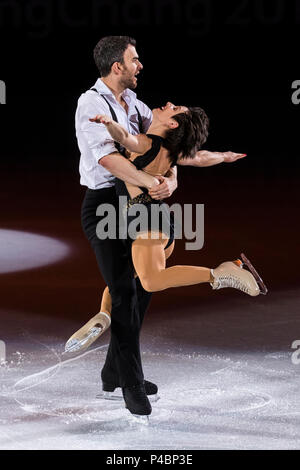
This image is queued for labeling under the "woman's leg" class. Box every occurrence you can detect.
[164,240,175,262]
[100,286,112,317]
[131,232,213,293]
[98,240,175,316]
[98,240,175,315]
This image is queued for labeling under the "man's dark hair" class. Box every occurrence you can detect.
[93,36,136,77]
[164,107,210,165]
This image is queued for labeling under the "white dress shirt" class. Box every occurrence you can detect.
[75,78,153,189]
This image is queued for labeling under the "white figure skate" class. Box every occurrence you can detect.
[211,252,268,296]
[64,311,111,353]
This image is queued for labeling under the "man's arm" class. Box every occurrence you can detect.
[94,107,178,199]
[177,150,247,167]
[77,99,159,190]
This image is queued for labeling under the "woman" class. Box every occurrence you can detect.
[65,102,267,353]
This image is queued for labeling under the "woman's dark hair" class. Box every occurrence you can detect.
[93,36,136,77]
[164,107,209,165]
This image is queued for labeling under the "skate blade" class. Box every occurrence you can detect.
[96,391,123,401]
[240,253,268,295]
[64,326,103,353]
[96,391,160,403]
[128,413,150,425]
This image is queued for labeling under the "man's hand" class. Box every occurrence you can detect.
[89,114,112,125]
[149,175,176,200]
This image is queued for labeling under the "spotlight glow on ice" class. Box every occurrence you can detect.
[0,229,70,273]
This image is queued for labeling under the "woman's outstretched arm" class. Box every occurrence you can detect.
[177,150,247,167]
[89,114,152,154]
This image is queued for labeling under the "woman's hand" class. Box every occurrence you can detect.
[221,151,247,162]
[89,114,112,125]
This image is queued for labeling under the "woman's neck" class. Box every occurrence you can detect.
[146,122,166,137]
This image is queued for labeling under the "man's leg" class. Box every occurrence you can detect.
[135,277,152,326]
[81,188,145,388]
[98,196,153,387]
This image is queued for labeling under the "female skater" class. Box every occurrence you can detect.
[65,102,267,353]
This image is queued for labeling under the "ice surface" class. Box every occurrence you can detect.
[1,290,300,450]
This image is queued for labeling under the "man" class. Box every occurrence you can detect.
[75,36,245,418]
[75,36,178,418]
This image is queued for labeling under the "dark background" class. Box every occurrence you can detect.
[0,0,299,319]
[0,0,299,173]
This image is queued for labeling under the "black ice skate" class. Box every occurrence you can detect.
[97,380,159,402]
[122,383,152,420]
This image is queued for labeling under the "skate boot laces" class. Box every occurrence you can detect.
[212,274,251,294]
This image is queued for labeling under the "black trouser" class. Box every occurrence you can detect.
[81,187,152,388]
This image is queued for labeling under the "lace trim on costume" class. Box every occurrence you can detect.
[126,193,154,211]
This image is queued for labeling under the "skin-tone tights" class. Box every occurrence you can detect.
[99,232,212,317]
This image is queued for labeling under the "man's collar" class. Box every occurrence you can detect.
[122,87,137,102]
[93,78,137,102]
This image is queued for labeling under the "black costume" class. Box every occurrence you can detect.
[114,133,175,252]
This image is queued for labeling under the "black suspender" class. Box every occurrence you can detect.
[90,87,144,137]
[90,87,144,156]
[135,106,143,134]
[91,89,118,122]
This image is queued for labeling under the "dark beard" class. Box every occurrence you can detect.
[120,75,137,91]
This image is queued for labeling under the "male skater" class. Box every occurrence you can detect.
[75,36,246,417]
[75,36,178,417]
